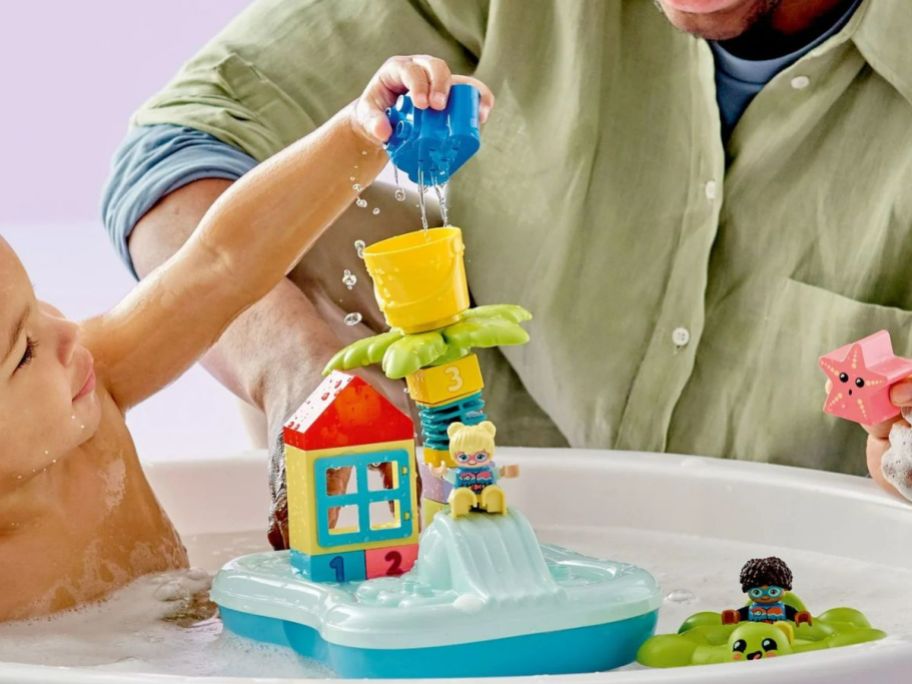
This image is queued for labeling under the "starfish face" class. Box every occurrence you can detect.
[819,331,912,426]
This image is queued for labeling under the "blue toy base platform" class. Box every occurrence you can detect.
[221,605,658,678]
[212,510,661,678]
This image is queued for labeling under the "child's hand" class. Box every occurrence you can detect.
[826,377,912,497]
[352,55,495,145]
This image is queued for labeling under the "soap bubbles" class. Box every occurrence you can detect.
[355,198,368,208]
[664,589,697,604]
[354,240,366,259]
[342,270,357,290]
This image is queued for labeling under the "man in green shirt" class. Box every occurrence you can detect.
[109,0,912,542]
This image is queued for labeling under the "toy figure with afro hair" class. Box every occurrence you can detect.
[721,557,813,626]
[433,421,519,518]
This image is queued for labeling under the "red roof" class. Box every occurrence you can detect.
[283,371,414,450]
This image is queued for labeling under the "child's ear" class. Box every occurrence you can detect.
[773,622,794,644]
[479,421,497,438]
[447,422,465,439]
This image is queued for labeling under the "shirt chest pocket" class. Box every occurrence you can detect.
[734,278,912,473]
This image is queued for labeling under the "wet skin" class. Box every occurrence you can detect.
[0,240,186,620]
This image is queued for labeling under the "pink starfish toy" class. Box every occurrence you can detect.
[819,330,912,426]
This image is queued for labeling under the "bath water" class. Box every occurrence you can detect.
[0,532,330,678]
[434,184,449,226]
[417,169,429,231]
[1,525,907,678]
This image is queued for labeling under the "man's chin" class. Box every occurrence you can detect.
[656,0,779,40]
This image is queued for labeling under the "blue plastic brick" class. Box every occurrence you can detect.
[291,549,366,583]
[385,83,480,185]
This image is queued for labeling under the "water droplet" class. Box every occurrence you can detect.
[344,312,363,326]
[361,150,368,156]
[394,188,407,202]
[355,198,368,208]
[349,176,356,182]
[321,393,330,401]
[352,183,363,192]
[665,589,697,604]
[372,207,381,215]
[354,240,366,259]
[342,269,357,290]
[44,450,49,455]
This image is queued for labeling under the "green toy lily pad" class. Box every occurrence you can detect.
[637,599,885,668]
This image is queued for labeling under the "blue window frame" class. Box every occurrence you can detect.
[314,448,414,548]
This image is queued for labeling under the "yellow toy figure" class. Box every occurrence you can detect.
[433,421,519,518]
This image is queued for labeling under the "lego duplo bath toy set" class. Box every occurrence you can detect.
[210,86,661,677]
[210,85,887,677]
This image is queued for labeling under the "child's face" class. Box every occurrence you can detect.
[0,240,101,487]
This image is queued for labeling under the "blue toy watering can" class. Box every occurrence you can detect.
[385,83,481,186]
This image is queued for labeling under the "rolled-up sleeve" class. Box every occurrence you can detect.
[101,124,257,278]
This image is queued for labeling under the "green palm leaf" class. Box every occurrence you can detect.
[442,316,529,351]
[323,328,403,374]
[460,304,532,324]
[382,331,447,379]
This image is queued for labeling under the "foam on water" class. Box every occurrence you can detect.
[1,524,909,678]
[535,524,912,641]
[0,532,332,678]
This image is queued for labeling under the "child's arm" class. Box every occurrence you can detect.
[86,56,494,410]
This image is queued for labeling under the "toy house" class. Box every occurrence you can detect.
[283,371,419,582]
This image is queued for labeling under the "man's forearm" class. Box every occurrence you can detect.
[129,178,341,423]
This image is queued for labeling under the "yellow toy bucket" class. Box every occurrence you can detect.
[363,227,469,333]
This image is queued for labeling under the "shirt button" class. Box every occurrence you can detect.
[704,180,717,201]
[672,327,691,348]
[791,75,811,90]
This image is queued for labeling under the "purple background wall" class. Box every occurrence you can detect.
[0,0,250,226]
[0,2,255,461]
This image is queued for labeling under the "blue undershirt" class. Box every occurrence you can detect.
[100,1,862,276]
[711,0,861,138]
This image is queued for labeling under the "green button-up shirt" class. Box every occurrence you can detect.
[133,0,912,474]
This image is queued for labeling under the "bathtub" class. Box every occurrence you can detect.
[2,448,910,683]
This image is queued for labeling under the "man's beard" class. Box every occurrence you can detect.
[654,0,783,41]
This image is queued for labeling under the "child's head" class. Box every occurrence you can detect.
[0,238,101,487]
[447,420,496,468]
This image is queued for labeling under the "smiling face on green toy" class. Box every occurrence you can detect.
[729,623,793,661]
